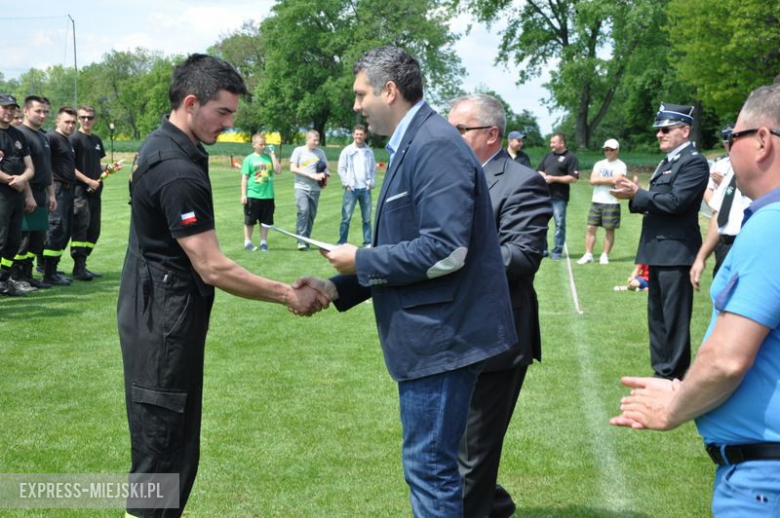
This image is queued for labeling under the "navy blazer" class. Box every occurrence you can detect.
[332,103,517,381]
[481,150,552,372]
[630,143,709,266]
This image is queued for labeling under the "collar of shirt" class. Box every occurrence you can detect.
[482,149,502,168]
[386,100,425,164]
[666,141,691,162]
[160,115,209,166]
[743,186,780,225]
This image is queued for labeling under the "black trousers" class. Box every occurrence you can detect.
[118,250,214,517]
[648,265,693,380]
[0,187,25,268]
[459,363,529,518]
[44,182,74,259]
[71,186,101,258]
[713,238,734,277]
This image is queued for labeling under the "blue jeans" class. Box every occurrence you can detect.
[550,197,568,255]
[398,362,483,518]
[712,460,780,516]
[338,188,372,245]
[294,188,320,244]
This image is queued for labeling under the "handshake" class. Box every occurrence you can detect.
[285,276,339,317]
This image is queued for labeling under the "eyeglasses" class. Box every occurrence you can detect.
[728,128,780,148]
[78,115,95,121]
[455,124,492,135]
[658,125,683,134]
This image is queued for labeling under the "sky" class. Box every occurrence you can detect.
[2,0,561,134]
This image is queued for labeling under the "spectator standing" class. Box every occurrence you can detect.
[336,124,376,246]
[506,130,531,168]
[537,133,578,260]
[576,138,626,265]
[240,133,280,252]
[290,130,328,250]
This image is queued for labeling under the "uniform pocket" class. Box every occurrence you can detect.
[130,385,187,455]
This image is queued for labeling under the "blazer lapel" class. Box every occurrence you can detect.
[483,150,509,190]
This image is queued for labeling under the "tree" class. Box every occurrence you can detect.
[472,87,543,146]
[240,0,464,144]
[668,0,780,121]
[454,0,666,149]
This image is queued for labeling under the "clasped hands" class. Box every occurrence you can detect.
[285,244,357,316]
[609,376,682,431]
[610,177,639,199]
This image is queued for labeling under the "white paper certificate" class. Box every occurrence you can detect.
[261,224,337,252]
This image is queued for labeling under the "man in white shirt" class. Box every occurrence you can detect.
[336,124,376,246]
[577,139,626,265]
[290,130,328,250]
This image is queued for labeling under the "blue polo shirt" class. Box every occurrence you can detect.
[695,188,780,444]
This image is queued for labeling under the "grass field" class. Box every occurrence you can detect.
[0,149,717,516]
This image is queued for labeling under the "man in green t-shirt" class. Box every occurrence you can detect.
[241,133,280,251]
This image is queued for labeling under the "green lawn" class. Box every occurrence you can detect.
[0,150,716,516]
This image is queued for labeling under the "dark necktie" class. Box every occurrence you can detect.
[652,158,668,180]
[717,174,738,228]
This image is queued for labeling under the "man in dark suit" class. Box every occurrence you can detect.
[299,47,517,517]
[448,94,552,518]
[612,103,709,380]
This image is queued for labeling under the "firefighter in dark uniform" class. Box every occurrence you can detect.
[118,54,330,517]
[70,105,120,280]
[42,107,79,286]
[612,103,710,380]
[14,95,56,289]
[0,93,35,297]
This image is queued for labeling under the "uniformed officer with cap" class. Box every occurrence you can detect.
[0,93,35,297]
[612,102,710,380]
[506,130,531,168]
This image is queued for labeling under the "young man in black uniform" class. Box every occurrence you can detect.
[118,54,330,517]
[42,107,79,286]
[70,105,121,280]
[14,95,56,289]
[0,94,35,297]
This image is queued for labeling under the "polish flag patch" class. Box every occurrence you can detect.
[180,211,197,226]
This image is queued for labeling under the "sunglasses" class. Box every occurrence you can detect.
[78,115,96,121]
[658,125,683,134]
[455,124,492,135]
[727,128,780,148]
[603,148,617,152]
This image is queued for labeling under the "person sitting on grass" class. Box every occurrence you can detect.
[614,263,649,291]
[240,133,280,252]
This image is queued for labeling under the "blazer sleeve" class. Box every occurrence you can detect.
[499,170,553,280]
[331,273,371,312]
[630,154,709,215]
[355,135,476,287]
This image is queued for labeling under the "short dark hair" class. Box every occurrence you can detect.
[57,106,77,117]
[24,95,46,108]
[78,105,96,114]
[353,46,423,103]
[552,132,567,144]
[169,53,248,110]
[353,124,366,133]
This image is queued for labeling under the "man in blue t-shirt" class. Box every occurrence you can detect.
[610,83,780,517]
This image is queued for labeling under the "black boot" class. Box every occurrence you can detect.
[0,270,26,297]
[72,256,93,281]
[84,258,101,278]
[43,258,71,286]
[24,260,51,289]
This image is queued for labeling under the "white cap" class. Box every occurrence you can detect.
[603,138,620,150]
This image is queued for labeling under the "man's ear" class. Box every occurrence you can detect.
[487,127,501,146]
[383,81,399,105]
[182,94,199,111]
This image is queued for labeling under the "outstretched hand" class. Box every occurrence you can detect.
[286,281,330,316]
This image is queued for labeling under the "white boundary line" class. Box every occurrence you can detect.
[562,243,584,315]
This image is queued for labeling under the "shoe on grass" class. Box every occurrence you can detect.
[576,253,593,265]
[260,243,268,252]
[244,242,259,251]
[599,253,609,265]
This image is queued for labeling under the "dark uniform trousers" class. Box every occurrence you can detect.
[460,364,528,518]
[648,265,693,380]
[15,185,49,265]
[118,249,214,517]
[43,182,75,266]
[0,186,25,277]
[71,185,101,259]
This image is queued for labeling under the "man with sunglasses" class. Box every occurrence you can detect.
[612,103,709,380]
[611,83,780,518]
[70,106,122,280]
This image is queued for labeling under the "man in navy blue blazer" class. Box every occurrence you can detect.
[299,46,517,517]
